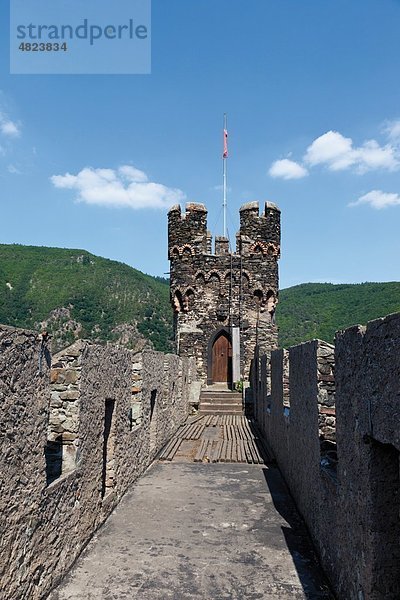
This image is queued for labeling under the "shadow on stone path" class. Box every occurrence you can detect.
[49,463,334,600]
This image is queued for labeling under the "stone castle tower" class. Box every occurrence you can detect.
[168,201,280,387]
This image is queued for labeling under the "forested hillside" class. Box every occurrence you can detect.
[1,243,399,353]
[277,282,400,348]
[0,244,172,352]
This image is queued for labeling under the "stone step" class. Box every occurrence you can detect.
[200,398,242,403]
[201,390,241,396]
[199,403,243,412]
[199,388,243,416]
[199,402,242,407]
[199,402,242,410]
[198,408,243,415]
[200,400,242,406]
[199,396,242,404]
[200,392,242,402]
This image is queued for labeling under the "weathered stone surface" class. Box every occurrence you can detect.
[0,325,198,600]
[59,390,79,400]
[168,201,280,385]
[252,314,400,600]
[49,463,333,600]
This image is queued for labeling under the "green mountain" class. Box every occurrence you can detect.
[1,244,399,353]
[0,244,172,352]
[277,282,400,348]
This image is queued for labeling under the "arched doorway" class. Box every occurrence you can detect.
[210,330,232,386]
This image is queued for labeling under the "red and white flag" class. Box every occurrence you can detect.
[223,128,228,158]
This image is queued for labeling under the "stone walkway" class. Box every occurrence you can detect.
[49,463,333,600]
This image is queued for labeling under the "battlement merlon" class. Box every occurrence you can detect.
[237,201,281,256]
[215,236,229,255]
[168,203,209,258]
[168,200,281,259]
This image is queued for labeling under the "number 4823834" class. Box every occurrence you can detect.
[18,42,68,52]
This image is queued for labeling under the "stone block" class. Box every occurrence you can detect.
[50,369,62,384]
[64,370,79,385]
[59,391,80,401]
[50,399,63,408]
[51,384,68,392]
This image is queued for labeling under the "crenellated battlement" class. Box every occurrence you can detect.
[252,312,400,600]
[168,201,281,384]
[0,324,199,600]
[168,201,281,260]
[214,236,229,255]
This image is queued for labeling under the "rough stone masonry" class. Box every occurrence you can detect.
[0,325,198,600]
[252,313,400,600]
[168,201,280,387]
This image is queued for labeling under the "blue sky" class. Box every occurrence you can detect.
[0,0,400,289]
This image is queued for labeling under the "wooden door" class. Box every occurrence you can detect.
[212,333,232,383]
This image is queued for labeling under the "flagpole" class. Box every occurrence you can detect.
[223,113,227,238]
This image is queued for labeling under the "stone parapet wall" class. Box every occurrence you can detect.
[253,314,400,600]
[0,325,198,600]
[0,326,50,600]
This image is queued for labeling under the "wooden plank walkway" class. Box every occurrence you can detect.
[159,415,270,464]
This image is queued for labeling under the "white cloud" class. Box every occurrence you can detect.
[304,130,399,173]
[355,140,398,172]
[304,131,355,170]
[269,123,400,181]
[0,113,21,138]
[51,165,186,210]
[118,165,148,183]
[384,119,400,141]
[268,158,308,180]
[349,190,400,210]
